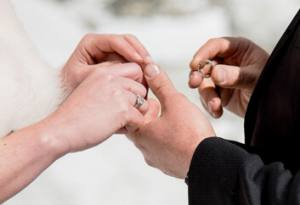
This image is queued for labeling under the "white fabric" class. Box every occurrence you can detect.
[0,0,63,136]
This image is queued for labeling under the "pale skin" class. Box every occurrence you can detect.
[128,37,270,179]
[0,34,151,203]
[0,35,270,201]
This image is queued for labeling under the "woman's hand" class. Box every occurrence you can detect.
[61,33,152,94]
[189,37,269,118]
[127,64,215,179]
[45,62,148,154]
[0,62,148,202]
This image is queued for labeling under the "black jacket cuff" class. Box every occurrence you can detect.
[187,137,249,204]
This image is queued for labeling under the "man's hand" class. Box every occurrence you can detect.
[61,34,151,93]
[189,37,269,118]
[127,64,215,179]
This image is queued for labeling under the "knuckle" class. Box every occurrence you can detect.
[124,33,137,40]
[155,84,166,96]
[110,35,123,44]
[207,37,217,44]
[82,33,96,44]
[112,88,123,98]
[144,157,155,167]
[102,73,114,82]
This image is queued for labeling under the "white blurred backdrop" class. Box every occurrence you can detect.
[5,0,299,204]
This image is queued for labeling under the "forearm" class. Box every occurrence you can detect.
[0,119,64,203]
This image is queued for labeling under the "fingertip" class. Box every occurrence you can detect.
[208,98,223,118]
[189,71,203,88]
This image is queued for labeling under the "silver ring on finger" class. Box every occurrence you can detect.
[198,59,215,78]
[134,95,145,109]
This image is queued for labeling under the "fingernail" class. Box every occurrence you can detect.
[144,64,160,79]
[216,68,226,84]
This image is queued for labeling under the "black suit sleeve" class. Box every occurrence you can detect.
[187,137,300,205]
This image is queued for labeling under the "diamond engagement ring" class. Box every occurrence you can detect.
[134,95,145,109]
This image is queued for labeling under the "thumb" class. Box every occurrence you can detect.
[211,64,241,88]
[143,64,177,103]
[211,64,258,89]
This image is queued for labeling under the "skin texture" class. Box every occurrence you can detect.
[61,33,152,94]
[189,37,269,118]
[0,34,151,203]
[128,64,215,179]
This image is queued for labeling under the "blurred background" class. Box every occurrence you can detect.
[6,0,299,204]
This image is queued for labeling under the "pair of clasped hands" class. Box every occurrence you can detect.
[49,34,269,178]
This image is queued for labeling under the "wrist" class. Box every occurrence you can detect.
[31,115,72,159]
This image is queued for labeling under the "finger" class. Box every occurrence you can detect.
[126,98,161,142]
[143,98,161,123]
[219,87,234,107]
[119,77,147,98]
[189,71,204,88]
[143,64,177,103]
[125,90,149,114]
[76,61,121,82]
[190,38,233,70]
[97,62,144,83]
[211,64,257,89]
[80,33,144,64]
[124,34,153,64]
[98,61,122,67]
[102,54,126,63]
[198,78,223,118]
[125,107,146,133]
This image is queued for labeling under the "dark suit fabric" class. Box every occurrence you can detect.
[188,9,300,205]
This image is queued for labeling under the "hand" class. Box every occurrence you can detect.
[189,37,269,118]
[61,33,152,93]
[43,62,148,154]
[127,64,215,179]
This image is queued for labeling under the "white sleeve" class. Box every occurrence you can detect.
[0,0,64,137]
